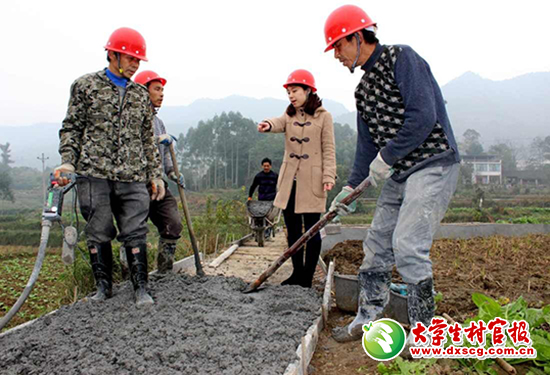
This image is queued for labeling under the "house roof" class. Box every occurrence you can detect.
[503,169,548,180]
[462,155,501,162]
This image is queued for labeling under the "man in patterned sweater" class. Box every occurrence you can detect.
[55,28,164,308]
[326,5,461,342]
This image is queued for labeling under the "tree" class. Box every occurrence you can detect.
[0,142,15,202]
[181,111,260,191]
[461,129,484,156]
[178,113,362,197]
[0,142,14,167]
[173,132,195,191]
[527,136,550,168]
[488,143,517,172]
[456,162,474,191]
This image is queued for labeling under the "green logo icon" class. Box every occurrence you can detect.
[361,318,406,361]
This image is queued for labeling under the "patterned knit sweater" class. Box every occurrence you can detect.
[348,43,460,187]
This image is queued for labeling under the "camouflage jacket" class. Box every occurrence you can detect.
[59,69,162,182]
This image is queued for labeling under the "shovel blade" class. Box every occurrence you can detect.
[242,279,263,294]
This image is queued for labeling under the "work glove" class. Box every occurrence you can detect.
[54,163,75,186]
[368,152,393,185]
[157,134,177,145]
[168,171,185,189]
[329,186,357,221]
[150,179,166,201]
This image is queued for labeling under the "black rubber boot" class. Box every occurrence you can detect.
[281,248,304,286]
[157,239,176,273]
[332,270,391,342]
[125,243,154,308]
[300,239,321,288]
[401,278,435,358]
[89,242,113,301]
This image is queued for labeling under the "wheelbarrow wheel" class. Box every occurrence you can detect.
[257,229,265,247]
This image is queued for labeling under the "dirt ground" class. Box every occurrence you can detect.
[313,234,550,374]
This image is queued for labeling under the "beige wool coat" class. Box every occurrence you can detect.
[265,106,337,214]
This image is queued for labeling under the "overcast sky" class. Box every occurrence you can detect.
[1,0,548,126]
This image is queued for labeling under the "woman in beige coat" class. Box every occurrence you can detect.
[258,69,337,287]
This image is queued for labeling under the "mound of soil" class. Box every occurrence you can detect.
[322,240,364,275]
[0,274,320,375]
[323,234,550,321]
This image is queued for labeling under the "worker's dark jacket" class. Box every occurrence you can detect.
[249,170,278,201]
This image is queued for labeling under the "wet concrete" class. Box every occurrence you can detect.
[0,274,320,374]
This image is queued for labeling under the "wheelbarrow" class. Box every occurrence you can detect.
[246,200,280,247]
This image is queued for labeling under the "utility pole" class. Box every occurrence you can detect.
[37,153,49,198]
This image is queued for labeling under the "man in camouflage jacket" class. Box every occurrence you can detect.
[55,27,163,308]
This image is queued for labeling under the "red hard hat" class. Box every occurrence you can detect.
[105,27,148,61]
[134,70,167,86]
[324,5,376,52]
[283,69,317,92]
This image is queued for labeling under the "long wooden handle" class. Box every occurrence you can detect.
[243,176,374,293]
[168,144,205,276]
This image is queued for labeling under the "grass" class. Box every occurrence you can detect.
[340,204,550,225]
[0,247,66,331]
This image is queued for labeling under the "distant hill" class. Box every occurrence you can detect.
[2,72,549,168]
[1,123,62,169]
[442,71,550,144]
[159,95,351,137]
[335,71,550,144]
[334,111,356,127]
[0,96,352,169]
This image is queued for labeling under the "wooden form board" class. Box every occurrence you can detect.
[283,260,335,375]
[208,244,239,268]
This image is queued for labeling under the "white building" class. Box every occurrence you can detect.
[462,155,502,184]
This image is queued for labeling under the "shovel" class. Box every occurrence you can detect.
[243,175,375,293]
[168,143,205,276]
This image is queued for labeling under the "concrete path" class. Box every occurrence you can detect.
[205,229,293,284]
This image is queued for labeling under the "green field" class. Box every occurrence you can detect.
[339,196,550,225]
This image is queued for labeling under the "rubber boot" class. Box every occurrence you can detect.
[401,278,435,358]
[300,239,321,288]
[89,242,113,301]
[407,278,435,328]
[332,270,391,342]
[119,246,130,280]
[157,238,176,273]
[281,248,304,286]
[125,243,154,308]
